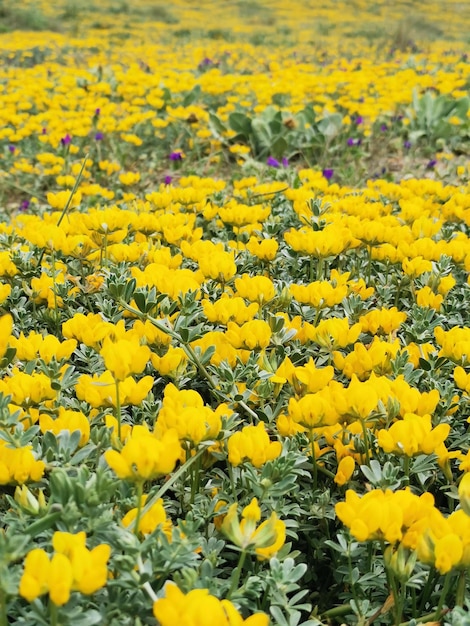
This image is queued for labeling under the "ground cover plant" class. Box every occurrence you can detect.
[0,0,470,624]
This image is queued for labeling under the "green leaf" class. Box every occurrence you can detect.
[183,85,201,106]
[228,112,252,137]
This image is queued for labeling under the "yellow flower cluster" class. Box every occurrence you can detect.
[155,383,229,446]
[221,497,285,561]
[105,427,182,482]
[153,584,269,626]
[337,486,470,574]
[19,531,110,606]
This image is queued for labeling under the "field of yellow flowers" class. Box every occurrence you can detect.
[1,0,470,624]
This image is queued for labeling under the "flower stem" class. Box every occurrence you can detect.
[435,571,452,620]
[456,569,466,607]
[117,300,260,421]
[0,589,8,626]
[37,153,88,267]
[309,430,318,491]
[403,456,410,486]
[49,601,59,626]
[134,481,144,537]
[126,446,206,533]
[360,418,371,466]
[227,549,247,599]
[114,376,122,440]
[190,447,202,505]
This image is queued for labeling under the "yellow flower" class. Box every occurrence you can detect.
[416,286,443,310]
[359,307,407,335]
[153,584,269,626]
[304,317,361,350]
[39,408,90,447]
[225,320,272,350]
[246,237,279,261]
[76,371,154,408]
[288,388,339,429]
[122,496,172,537]
[402,256,432,278]
[0,369,56,406]
[434,534,464,574]
[377,413,450,457]
[0,314,13,359]
[105,427,181,482]
[227,422,282,468]
[198,249,237,282]
[202,296,258,325]
[221,497,286,560]
[47,190,82,210]
[334,338,399,380]
[234,274,276,304]
[19,549,53,602]
[100,336,150,381]
[150,346,188,377]
[19,550,73,606]
[334,456,355,486]
[458,472,470,516]
[155,383,224,445]
[20,533,111,606]
[119,171,141,185]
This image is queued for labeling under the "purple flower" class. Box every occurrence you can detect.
[94,132,104,141]
[61,134,72,146]
[380,124,388,132]
[42,127,47,135]
[347,138,361,147]
[169,151,183,161]
[404,140,411,149]
[426,159,437,169]
[95,108,101,116]
[355,116,363,125]
[8,145,15,153]
[266,156,280,168]
[164,175,173,185]
[20,200,30,211]
[281,157,289,167]
[322,168,334,180]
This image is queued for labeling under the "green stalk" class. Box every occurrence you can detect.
[37,153,89,267]
[322,604,352,618]
[360,418,371,466]
[309,429,318,491]
[0,589,8,626]
[114,376,122,440]
[136,556,158,602]
[228,461,237,499]
[456,569,466,607]
[133,481,144,537]
[388,571,401,626]
[117,300,259,421]
[434,572,452,620]
[396,581,407,626]
[366,245,373,284]
[403,456,410,486]
[418,567,438,614]
[126,447,206,533]
[227,549,247,599]
[347,540,362,618]
[50,250,59,327]
[190,447,202,505]
[399,610,448,626]
[49,600,59,626]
